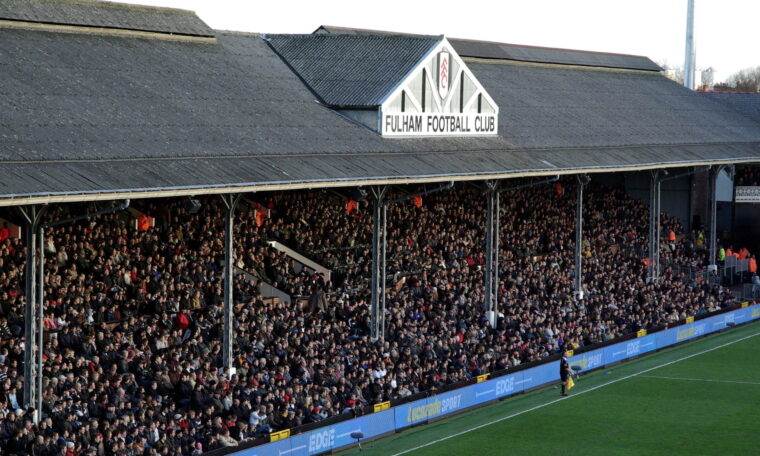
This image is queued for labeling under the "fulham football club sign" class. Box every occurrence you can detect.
[379,38,499,137]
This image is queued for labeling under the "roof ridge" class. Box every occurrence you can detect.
[315,24,439,39]
[35,0,197,15]
[450,36,652,61]
[0,0,214,37]
[272,32,441,41]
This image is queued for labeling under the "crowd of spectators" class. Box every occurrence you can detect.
[0,180,735,455]
[734,165,760,187]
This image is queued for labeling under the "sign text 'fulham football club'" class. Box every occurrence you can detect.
[379,38,499,137]
[384,114,496,135]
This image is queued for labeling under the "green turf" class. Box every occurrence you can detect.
[337,321,760,456]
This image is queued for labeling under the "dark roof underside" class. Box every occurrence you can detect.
[0,0,214,37]
[266,34,439,107]
[700,92,760,124]
[0,25,759,202]
[314,25,661,71]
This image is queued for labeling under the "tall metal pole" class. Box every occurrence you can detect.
[370,186,387,342]
[708,166,719,267]
[36,225,44,424]
[683,0,696,90]
[648,173,656,282]
[494,190,500,309]
[370,182,452,341]
[221,194,241,376]
[655,178,661,280]
[18,205,46,416]
[369,182,454,342]
[483,176,558,319]
[19,200,128,421]
[484,181,499,325]
[574,176,588,296]
[484,183,494,313]
[380,203,388,339]
[648,171,662,283]
[22,215,38,411]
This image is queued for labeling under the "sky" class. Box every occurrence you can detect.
[110,0,759,83]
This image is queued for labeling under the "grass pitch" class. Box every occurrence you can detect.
[338,321,760,456]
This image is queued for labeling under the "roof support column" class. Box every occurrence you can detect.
[370,182,453,341]
[648,171,662,283]
[708,166,725,268]
[483,176,558,325]
[647,171,661,283]
[18,205,44,418]
[370,186,387,342]
[36,223,45,424]
[221,194,242,376]
[574,175,589,296]
[650,167,707,283]
[484,182,499,327]
[26,199,130,423]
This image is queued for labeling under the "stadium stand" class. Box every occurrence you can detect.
[0,179,735,455]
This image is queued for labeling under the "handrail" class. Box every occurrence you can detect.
[267,240,332,282]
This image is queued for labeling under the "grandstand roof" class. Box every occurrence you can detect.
[699,92,760,124]
[0,0,214,37]
[1,1,759,206]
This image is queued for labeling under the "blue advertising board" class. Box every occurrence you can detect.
[232,304,760,456]
[471,370,523,404]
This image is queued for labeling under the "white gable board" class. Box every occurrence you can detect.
[380,38,499,137]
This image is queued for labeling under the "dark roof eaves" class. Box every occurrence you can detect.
[2,151,758,204]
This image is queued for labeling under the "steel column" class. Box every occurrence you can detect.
[36,225,44,423]
[494,191,500,310]
[484,182,499,324]
[369,183,454,340]
[484,176,558,318]
[648,171,662,283]
[574,176,589,295]
[18,205,45,416]
[380,203,387,339]
[19,200,128,422]
[221,194,242,375]
[370,186,387,342]
[22,218,37,410]
[708,166,720,267]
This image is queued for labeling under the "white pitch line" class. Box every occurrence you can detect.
[641,375,760,386]
[279,445,306,455]
[390,331,760,456]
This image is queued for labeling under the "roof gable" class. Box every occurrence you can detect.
[265,34,439,108]
[380,38,499,136]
